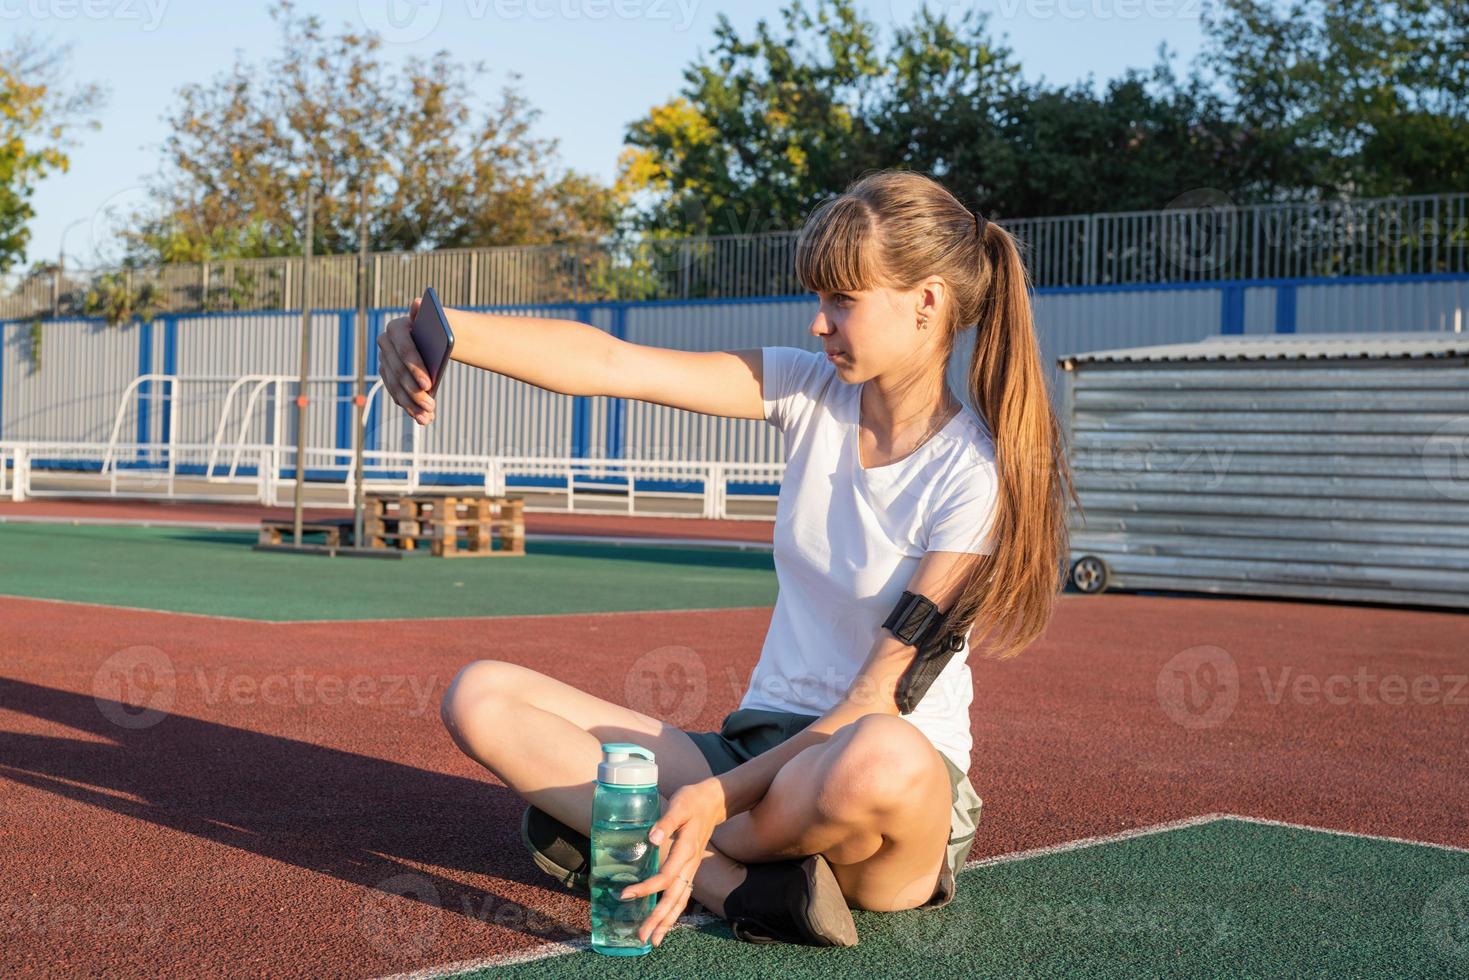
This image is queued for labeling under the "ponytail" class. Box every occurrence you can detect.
[945,222,1078,659]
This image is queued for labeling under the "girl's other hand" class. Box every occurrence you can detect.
[619,778,728,948]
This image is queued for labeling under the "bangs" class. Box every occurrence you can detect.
[795,196,886,294]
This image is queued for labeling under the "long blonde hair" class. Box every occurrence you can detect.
[794,169,1077,660]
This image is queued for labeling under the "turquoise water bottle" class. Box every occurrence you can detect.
[590,743,661,956]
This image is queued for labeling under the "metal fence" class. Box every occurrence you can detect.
[6,192,1467,321]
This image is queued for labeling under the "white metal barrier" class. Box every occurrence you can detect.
[5,373,782,518]
[0,440,783,520]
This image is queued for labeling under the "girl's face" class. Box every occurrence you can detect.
[808,283,943,381]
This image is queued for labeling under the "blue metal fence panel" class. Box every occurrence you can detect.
[4,275,1466,490]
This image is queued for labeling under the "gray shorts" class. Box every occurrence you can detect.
[683,707,982,910]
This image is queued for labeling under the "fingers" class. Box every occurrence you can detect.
[635,854,700,947]
[375,317,435,424]
[640,873,693,947]
[620,822,694,900]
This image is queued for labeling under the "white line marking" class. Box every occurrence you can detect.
[1217,812,1469,856]
[0,515,261,530]
[0,515,773,551]
[378,811,1469,979]
[0,592,263,624]
[280,605,775,627]
[959,812,1233,870]
[0,590,774,627]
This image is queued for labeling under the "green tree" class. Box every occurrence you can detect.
[1199,0,1469,198]
[125,0,618,264]
[617,0,891,237]
[617,0,1261,232]
[0,36,105,275]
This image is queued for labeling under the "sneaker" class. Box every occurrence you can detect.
[520,804,591,893]
[723,853,859,947]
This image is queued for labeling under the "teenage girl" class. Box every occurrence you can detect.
[376,169,1073,950]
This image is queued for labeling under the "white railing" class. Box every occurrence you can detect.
[0,440,783,521]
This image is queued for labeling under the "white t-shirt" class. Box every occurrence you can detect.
[738,345,1000,774]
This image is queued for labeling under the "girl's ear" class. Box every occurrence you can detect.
[917,278,945,327]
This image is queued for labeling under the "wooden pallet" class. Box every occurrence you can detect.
[257,518,353,548]
[364,494,524,557]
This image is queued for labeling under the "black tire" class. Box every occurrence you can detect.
[1070,555,1109,594]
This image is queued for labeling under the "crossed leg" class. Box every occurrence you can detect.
[439,660,952,918]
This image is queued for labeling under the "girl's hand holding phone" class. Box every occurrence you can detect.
[377,296,436,425]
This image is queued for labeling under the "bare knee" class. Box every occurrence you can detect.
[440,659,523,738]
[814,714,939,827]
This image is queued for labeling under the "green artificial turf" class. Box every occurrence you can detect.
[456,818,1469,979]
[0,523,777,621]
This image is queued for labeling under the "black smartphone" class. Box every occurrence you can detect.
[410,286,455,399]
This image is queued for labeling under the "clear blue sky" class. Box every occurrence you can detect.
[20,0,1206,269]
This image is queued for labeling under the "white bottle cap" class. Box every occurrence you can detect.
[598,743,658,787]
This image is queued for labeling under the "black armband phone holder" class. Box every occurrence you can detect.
[882,590,967,714]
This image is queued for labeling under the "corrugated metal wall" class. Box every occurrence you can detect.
[1031,288,1224,398]
[1063,354,1469,609]
[2,275,1465,472]
[0,318,141,443]
[621,299,808,468]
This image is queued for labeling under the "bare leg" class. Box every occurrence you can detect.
[710,714,952,912]
[440,660,748,917]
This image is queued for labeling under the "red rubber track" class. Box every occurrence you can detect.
[0,590,1463,977]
